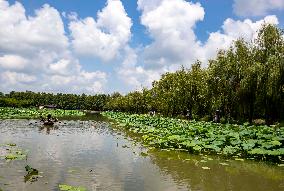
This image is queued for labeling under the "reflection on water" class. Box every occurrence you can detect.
[147,150,284,191]
[0,117,283,191]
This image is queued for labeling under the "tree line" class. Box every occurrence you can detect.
[0,91,108,111]
[0,24,283,124]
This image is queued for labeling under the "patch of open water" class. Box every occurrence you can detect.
[0,116,283,191]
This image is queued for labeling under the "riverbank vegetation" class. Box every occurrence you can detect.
[102,112,284,163]
[0,24,283,124]
[0,107,85,119]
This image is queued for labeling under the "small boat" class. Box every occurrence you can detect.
[43,121,54,126]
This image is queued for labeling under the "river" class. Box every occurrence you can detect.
[0,115,283,191]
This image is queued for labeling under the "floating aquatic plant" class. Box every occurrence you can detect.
[0,107,85,119]
[0,144,27,161]
[59,184,87,191]
[102,112,284,163]
[24,165,40,182]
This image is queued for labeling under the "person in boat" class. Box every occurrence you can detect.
[53,117,58,122]
[47,114,52,122]
[46,114,58,122]
[39,115,45,122]
[41,114,57,125]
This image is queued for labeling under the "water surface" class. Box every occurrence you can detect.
[0,116,283,191]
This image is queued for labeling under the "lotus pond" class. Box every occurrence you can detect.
[0,112,283,191]
[0,107,85,119]
[102,112,284,164]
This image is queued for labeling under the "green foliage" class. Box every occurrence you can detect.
[103,112,284,163]
[0,24,283,123]
[0,107,85,119]
[24,165,40,182]
[0,91,109,111]
[104,24,284,124]
[25,165,38,174]
[0,143,27,161]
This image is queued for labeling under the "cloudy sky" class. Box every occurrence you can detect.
[0,0,283,94]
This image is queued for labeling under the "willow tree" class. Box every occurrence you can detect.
[253,24,284,123]
[152,72,181,116]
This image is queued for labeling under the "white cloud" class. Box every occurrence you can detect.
[69,0,132,62]
[49,59,73,74]
[118,1,281,90]
[233,0,284,17]
[0,1,68,54]
[139,0,279,66]
[48,69,107,93]
[48,58,82,76]
[1,71,36,84]
[117,0,204,89]
[0,55,28,70]
[0,0,107,94]
[137,0,279,71]
[0,0,282,94]
[117,47,161,90]
[222,15,279,40]
[81,70,106,81]
[201,15,279,62]
[138,0,204,69]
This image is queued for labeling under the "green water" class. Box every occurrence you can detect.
[0,115,283,191]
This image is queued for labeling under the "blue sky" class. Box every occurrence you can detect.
[1,0,284,94]
[11,0,284,44]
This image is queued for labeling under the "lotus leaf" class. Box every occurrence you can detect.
[102,112,284,163]
[59,184,87,191]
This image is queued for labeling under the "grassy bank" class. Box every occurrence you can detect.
[0,107,85,119]
[102,112,284,164]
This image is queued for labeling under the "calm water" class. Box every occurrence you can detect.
[0,115,283,191]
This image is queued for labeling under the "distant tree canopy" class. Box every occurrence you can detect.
[0,91,109,111]
[0,24,283,124]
